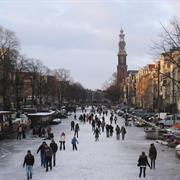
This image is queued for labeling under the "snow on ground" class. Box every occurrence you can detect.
[0,109,180,180]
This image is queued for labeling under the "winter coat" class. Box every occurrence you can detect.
[23,154,35,166]
[37,144,45,155]
[50,142,58,153]
[138,155,150,167]
[115,126,121,134]
[75,124,80,132]
[44,147,53,158]
[149,146,157,159]
[71,137,78,145]
[60,135,65,142]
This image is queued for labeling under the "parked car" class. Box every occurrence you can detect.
[158,115,180,128]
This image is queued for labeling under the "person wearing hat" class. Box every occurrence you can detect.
[148,143,157,169]
[23,150,35,180]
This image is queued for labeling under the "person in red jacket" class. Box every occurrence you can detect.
[23,150,35,180]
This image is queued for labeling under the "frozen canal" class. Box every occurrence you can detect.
[0,110,180,180]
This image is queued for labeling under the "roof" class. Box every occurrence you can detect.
[28,111,55,116]
[0,111,12,114]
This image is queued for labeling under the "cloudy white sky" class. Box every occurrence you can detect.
[0,0,180,89]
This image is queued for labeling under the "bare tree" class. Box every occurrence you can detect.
[0,26,19,110]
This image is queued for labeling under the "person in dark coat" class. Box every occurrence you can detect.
[71,121,75,131]
[50,140,58,167]
[44,144,53,172]
[23,150,35,180]
[74,123,80,138]
[115,125,121,140]
[149,143,157,169]
[121,126,126,140]
[137,151,150,178]
[37,141,46,167]
[106,124,110,137]
[94,127,100,141]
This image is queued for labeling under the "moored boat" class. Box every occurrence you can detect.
[144,127,158,140]
[175,144,180,158]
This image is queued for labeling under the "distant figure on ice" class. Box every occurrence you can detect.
[115,125,121,140]
[17,124,23,140]
[50,139,58,167]
[37,141,46,167]
[23,150,35,180]
[94,127,100,141]
[106,124,110,137]
[59,132,66,150]
[114,116,117,124]
[74,123,80,138]
[71,120,75,131]
[121,126,126,140]
[101,119,105,132]
[148,143,157,169]
[137,151,150,178]
[74,114,77,120]
[71,136,79,151]
[109,125,114,137]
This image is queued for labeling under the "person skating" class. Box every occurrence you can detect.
[106,124,110,137]
[44,144,53,172]
[115,125,121,140]
[59,132,66,150]
[71,120,75,131]
[71,136,79,151]
[74,123,80,138]
[148,143,157,169]
[17,124,23,140]
[50,139,58,166]
[121,126,126,140]
[114,116,117,124]
[101,119,105,132]
[137,151,150,178]
[37,141,46,167]
[94,127,100,141]
[109,125,114,137]
[23,150,35,180]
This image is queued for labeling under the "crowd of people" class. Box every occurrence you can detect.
[22,106,157,180]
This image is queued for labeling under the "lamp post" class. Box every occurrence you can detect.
[157,61,160,118]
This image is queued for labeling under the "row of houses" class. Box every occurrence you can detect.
[123,50,180,113]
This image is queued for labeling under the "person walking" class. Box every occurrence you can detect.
[71,136,78,151]
[109,125,114,137]
[148,143,157,169]
[114,116,117,124]
[94,127,100,141]
[101,119,105,132]
[23,150,35,180]
[44,144,53,172]
[115,125,121,140]
[74,123,80,138]
[71,120,75,131]
[59,132,66,150]
[17,124,23,140]
[37,141,46,167]
[106,124,110,137]
[50,140,58,167]
[137,151,150,178]
[121,126,126,140]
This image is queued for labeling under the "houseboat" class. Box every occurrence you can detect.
[28,111,55,128]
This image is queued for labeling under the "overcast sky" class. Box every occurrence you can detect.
[0,0,180,90]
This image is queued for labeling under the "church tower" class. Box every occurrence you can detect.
[117,28,128,89]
